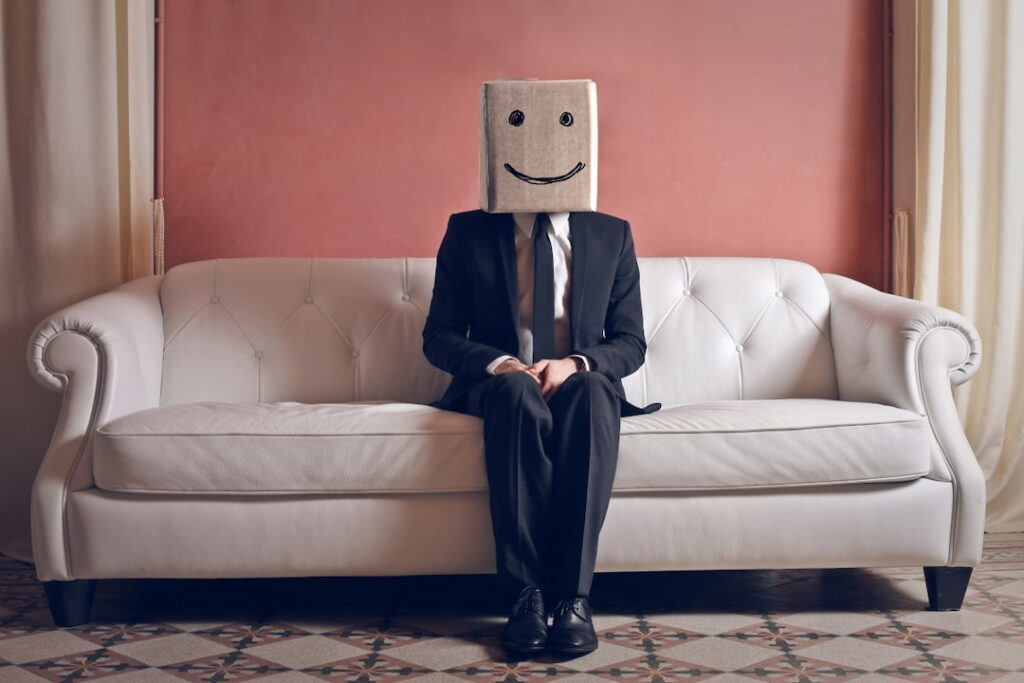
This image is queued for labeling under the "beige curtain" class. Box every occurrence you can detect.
[0,0,154,563]
[915,0,1024,531]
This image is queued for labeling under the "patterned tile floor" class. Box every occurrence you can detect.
[1,533,1023,682]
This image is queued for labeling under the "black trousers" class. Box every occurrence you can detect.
[454,370,622,604]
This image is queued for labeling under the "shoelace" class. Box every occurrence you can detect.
[551,596,587,619]
[511,589,545,617]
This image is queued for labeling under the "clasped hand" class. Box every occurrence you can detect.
[494,357,579,401]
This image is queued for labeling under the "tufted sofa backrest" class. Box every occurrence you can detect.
[158,257,838,408]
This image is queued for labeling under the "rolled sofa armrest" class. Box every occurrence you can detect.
[823,273,985,566]
[26,274,164,580]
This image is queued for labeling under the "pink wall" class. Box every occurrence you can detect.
[164,0,885,287]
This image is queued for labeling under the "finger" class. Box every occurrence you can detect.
[545,380,558,400]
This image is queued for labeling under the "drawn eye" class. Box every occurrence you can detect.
[508,110,525,126]
[559,111,574,126]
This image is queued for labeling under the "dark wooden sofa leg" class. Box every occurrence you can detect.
[923,566,973,611]
[43,579,98,627]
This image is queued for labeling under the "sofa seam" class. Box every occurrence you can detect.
[781,294,834,351]
[737,295,776,348]
[95,471,931,496]
[644,265,687,348]
[93,417,927,439]
[161,261,215,350]
[162,301,210,351]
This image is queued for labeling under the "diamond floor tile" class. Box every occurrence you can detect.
[640,612,766,636]
[796,636,916,670]
[929,635,1024,669]
[0,630,97,665]
[322,617,439,651]
[718,617,837,654]
[772,610,891,637]
[0,665,54,682]
[243,634,369,669]
[846,618,967,650]
[587,652,723,681]
[383,635,500,671]
[899,608,1017,635]
[876,651,1011,681]
[17,647,148,682]
[599,618,704,652]
[658,636,778,671]
[990,674,1024,683]
[159,649,290,681]
[442,655,580,681]
[0,532,1021,680]
[98,669,194,683]
[733,652,867,680]
[106,631,233,666]
[301,651,434,681]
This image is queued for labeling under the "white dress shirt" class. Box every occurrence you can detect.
[485,211,592,374]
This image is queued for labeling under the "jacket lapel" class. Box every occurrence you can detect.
[568,212,588,350]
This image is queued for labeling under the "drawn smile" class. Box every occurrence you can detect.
[503,161,586,185]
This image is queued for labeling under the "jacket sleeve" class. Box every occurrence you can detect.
[571,220,648,381]
[422,215,512,379]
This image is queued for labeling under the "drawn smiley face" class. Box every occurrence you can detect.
[502,109,586,185]
[480,79,597,212]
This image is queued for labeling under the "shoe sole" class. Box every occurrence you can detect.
[501,642,546,657]
[549,644,598,656]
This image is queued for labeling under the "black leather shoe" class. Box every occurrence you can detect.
[499,586,547,656]
[547,595,598,656]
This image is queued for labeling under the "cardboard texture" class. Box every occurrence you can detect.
[479,79,598,213]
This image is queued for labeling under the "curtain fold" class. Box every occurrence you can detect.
[915,0,1024,531]
[0,0,154,563]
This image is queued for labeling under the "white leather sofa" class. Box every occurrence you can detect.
[26,256,985,627]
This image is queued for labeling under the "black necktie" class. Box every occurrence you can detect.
[532,213,556,363]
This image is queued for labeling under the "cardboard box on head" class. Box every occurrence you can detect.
[479,79,598,213]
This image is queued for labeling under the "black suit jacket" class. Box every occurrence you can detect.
[422,209,661,417]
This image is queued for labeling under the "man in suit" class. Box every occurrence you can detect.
[422,80,659,658]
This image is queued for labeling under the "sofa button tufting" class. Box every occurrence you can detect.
[305,296,314,304]
[775,291,783,297]
[254,350,263,359]
[401,294,411,301]
[682,289,691,296]
[210,296,219,304]
[735,344,744,352]
[352,349,360,358]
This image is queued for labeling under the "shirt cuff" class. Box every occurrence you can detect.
[568,354,591,371]
[486,354,515,375]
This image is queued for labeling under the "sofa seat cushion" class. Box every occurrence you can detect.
[93,398,932,495]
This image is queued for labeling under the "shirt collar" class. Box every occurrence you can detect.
[512,212,571,239]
